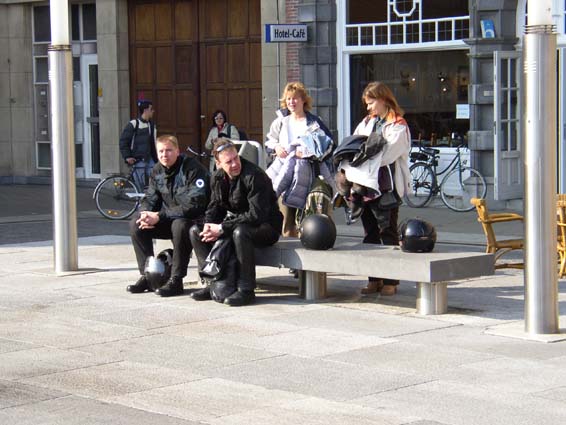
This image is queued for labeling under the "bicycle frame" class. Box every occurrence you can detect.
[428,147,462,179]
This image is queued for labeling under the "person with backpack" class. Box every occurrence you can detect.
[335,81,411,296]
[119,99,157,191]
[265,82,335,237]
[205,110,241,150]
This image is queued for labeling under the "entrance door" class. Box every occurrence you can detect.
[494,50,523,200]
[198,0,262,143]
[559,48,566,192]
[81,54,100,178]
[128,0,262,151]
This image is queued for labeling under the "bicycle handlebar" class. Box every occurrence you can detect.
[186,146,209,158]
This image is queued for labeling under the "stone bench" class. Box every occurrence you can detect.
[255,237,495,315]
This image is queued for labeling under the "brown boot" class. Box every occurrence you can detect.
[380,284,398,296]
[361,279,383,295]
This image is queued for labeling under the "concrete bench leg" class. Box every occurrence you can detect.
[298,271,327,301]
[416,282,448,315]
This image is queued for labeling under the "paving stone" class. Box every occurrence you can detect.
[106,377,304,423]
[0,380,67,409]
[0,337,38,354]
[0,347,113,380]
[269,305,453,337]
[0,395,199,424]
[206,354,428,401]
[19,360,204,398]
[440,357,566,395]
[0,310,150,349]
[396,325,566,361]
[166,315,393,357]
[352,380,566,425]
[325,340,495,378]
[77,333,280,372]
[207,396,417,425]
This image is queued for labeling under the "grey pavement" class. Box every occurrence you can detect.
[2,183,566,424]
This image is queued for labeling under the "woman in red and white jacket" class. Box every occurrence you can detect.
[338,81,411,295]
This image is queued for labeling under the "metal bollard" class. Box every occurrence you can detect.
[416,282,448,315]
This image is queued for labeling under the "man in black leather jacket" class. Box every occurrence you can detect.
[189,138,283,306]
[127,135,210,297]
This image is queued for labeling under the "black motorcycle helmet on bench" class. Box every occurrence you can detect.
[144,248,173,291]
[399,219,437,253]
[300,214,337,250]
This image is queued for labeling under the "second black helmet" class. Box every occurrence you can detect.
[300,214,337,250]
[398,219,437,253]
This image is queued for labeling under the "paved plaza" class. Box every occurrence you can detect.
[0,184,565,424]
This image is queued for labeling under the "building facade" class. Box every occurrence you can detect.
[1,0,565,205]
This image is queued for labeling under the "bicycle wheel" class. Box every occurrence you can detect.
[94,176,140,220]
[404,162,435,208]
[440,166,487,212]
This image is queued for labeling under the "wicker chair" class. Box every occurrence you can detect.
[470,198,524,269]
[557,195,566,278]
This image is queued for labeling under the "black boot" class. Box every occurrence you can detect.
[224,289,255,307]
[155,276,184,297]
[190,286,212,301]
[127,276,150,293]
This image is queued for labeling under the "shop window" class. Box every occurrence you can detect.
[345,0,469,48]
[349,50,469,146]
[33,6,51,43]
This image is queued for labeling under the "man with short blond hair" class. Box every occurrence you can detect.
[127,135,210,297]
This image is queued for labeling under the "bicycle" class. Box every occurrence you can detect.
[404,143,487,212]
[93,162,147,220]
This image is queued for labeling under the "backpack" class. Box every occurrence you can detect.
[296,163,334,230]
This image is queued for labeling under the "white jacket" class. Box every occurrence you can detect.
[340,115,411,196]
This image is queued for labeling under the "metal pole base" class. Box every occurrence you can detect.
[416,282,447,315]
[299,271,327,301]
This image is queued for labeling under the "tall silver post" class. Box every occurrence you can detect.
[49,0,78,273]
[524,25,559,334]
[49,45,78,272]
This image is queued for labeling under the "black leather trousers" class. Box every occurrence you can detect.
[129,214,193,278]
[189,223,280,291]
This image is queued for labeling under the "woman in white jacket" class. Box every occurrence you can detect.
[338,81,411,295]
[265,82,333,237]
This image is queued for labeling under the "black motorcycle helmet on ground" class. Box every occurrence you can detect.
[300,214,337,250]
[144,248,174,291]
[398,219,437,253]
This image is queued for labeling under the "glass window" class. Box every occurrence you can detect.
[422,0,468,19]
[37,142,52,169]
[35,57,48,83]
[33,6,51,42]
[349,50,469,144]
[71,4,80,41]
[347,0,386,24]
[82,4,97,40]
[73,57,81,82]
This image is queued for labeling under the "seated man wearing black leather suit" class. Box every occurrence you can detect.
[127,134,210,297]
[189,138,283,306]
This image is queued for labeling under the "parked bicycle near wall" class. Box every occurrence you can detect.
[404,142,487,212]
[93,162,147,220]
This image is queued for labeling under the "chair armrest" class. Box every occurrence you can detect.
[479,213,524,224]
